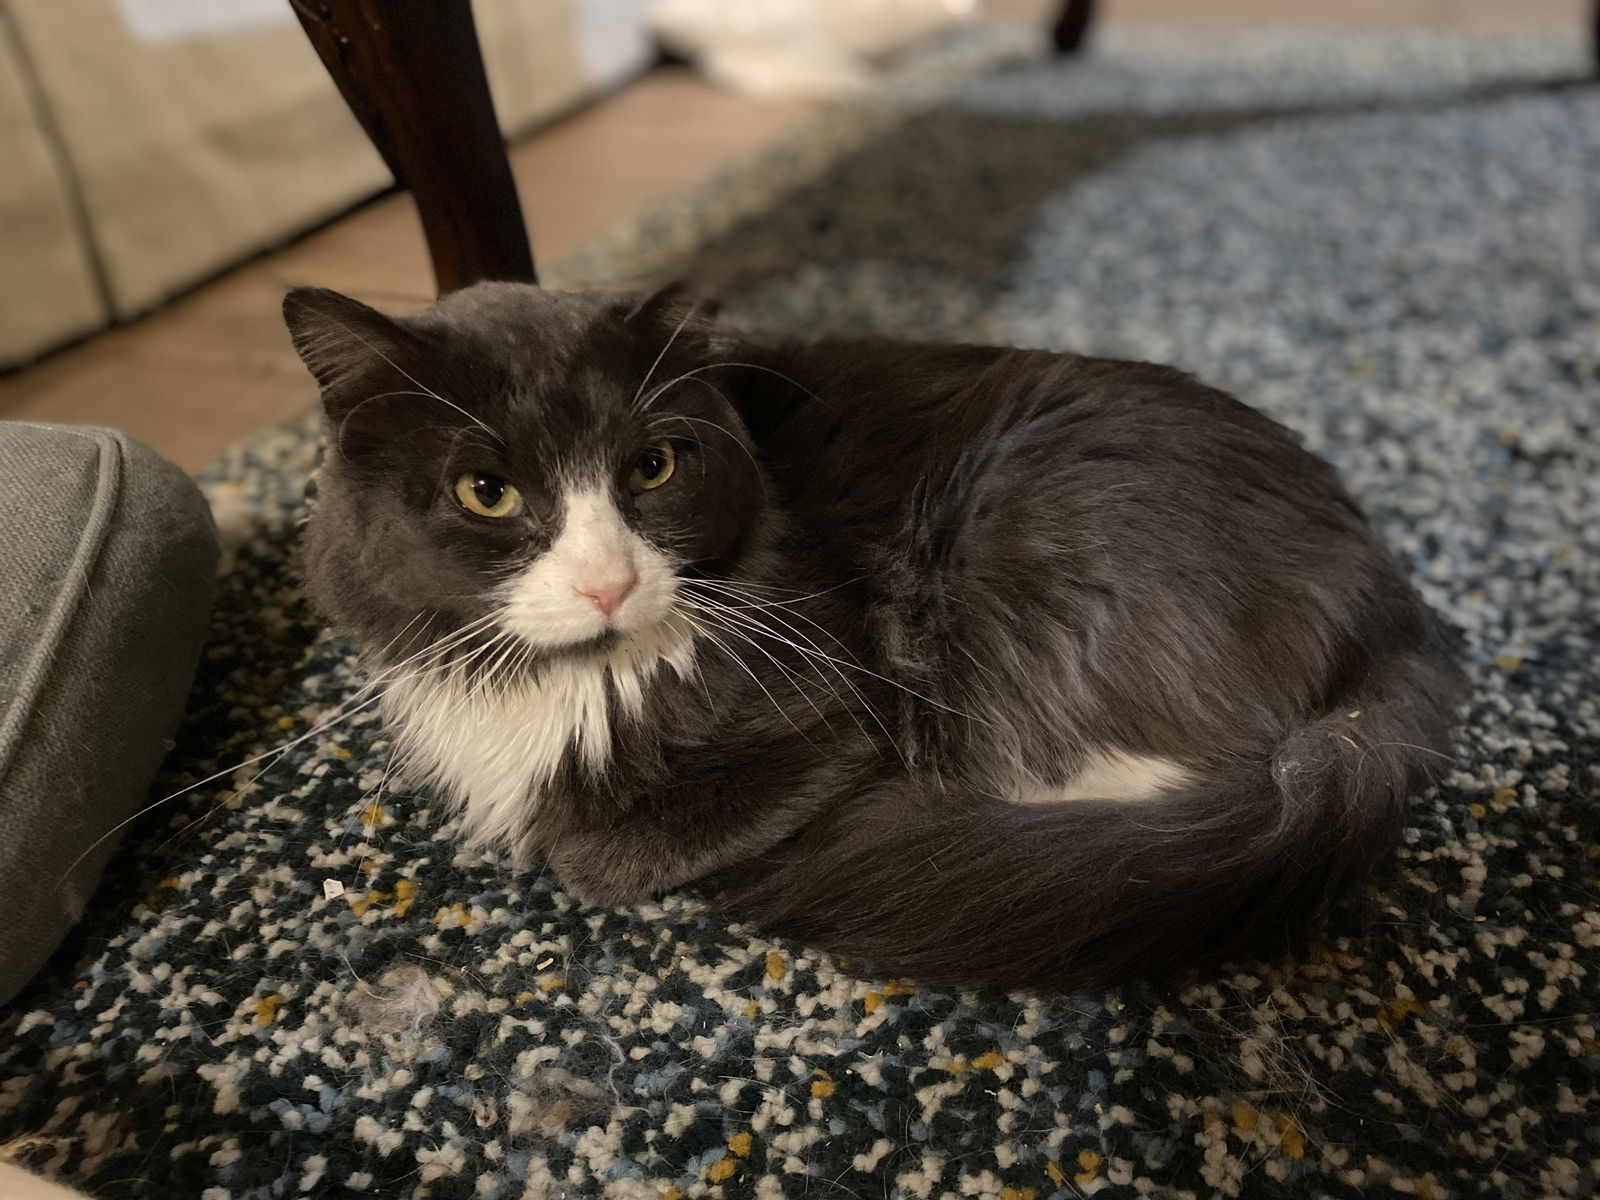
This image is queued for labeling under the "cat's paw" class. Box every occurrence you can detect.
[550,851,660,910]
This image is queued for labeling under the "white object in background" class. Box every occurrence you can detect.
[576,0,656,87]
[113,0,291,43]
[650,0,978,96]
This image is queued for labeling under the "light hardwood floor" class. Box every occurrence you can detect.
[0,71,816,470]
[1,1,1587,470]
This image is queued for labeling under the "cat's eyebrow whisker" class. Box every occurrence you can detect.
[639,360,826,414]
[630,299,704,412]
[715,361,825,405]
[337,391,485,457]
[647,409,769,501]
[323,312,503,443]
[636,361,753,416]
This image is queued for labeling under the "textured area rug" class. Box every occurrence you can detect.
[3,29,1598,1200]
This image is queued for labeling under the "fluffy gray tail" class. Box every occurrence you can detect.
[712,651,1465,992]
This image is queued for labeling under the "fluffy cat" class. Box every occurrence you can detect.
[283,281,1465,992]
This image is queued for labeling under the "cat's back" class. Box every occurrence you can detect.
[736,337,1431,767]
[740,338,1358,555]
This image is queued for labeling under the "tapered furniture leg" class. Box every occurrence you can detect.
[1052,0,1096,56]
[291,0,537,293]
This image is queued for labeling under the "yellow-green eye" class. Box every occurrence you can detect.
[454,472,521,518]
[630,441,676,491]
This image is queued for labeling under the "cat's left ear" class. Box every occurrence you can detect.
[623,283,722,332]
[282,287,418,398]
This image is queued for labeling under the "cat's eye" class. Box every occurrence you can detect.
[453,472,521,518]
[630,441,676,491]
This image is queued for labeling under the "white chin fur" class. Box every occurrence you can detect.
[497,487,679,649]
[381,618,697,853]
[379,485,697,852]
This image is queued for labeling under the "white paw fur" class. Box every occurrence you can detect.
[1013,749,1190,804]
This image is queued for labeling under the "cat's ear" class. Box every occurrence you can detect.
[623,283,722,331]
[282,287,416,396]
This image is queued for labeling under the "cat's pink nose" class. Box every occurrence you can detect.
[578,568,637,619]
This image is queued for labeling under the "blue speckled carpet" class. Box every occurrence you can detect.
[3,29,1598,1200]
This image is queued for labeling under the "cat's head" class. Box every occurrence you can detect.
[283,282,769,675]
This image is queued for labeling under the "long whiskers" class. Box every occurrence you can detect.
[681,615,819,747]
[630,299,705,412]
[324,314,503,442]
[648,409,769,502]
[57,610,510,890]
[682,578,991,728]
[678,592,895,760]
[150,614,509,852]
[638,360,825,414]
[679,604,837,733]
[679,576,861,609]
[173,618,528,854]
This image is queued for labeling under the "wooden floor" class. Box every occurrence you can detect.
[0,72,816,470]
[1,1,1587,471]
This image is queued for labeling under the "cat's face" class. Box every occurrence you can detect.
[284,283,764,673]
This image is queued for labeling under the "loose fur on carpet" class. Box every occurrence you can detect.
[2,28,1596,1200]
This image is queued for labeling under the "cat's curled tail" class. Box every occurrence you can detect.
[713,647,1464,992]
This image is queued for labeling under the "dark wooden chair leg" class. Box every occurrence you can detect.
[1051,0,1096,55]
[291,0,536,294]
[1593,0,1600,75]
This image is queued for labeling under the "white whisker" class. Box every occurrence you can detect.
[631,298,704,411]
[682,615,818,747]
[681,603,835,732]
[58,610,506,887]
[324,314,503,442]
[683,594,892,760]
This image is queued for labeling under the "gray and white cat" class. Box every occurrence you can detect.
[284,281,1465,991]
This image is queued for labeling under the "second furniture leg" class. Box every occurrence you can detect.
[1052,0,1096,55]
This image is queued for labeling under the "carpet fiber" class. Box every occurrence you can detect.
[3,30,1597,1200]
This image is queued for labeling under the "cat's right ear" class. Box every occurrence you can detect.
[282,287,414,400]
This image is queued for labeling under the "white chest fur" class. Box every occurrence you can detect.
[379,622,696,852]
